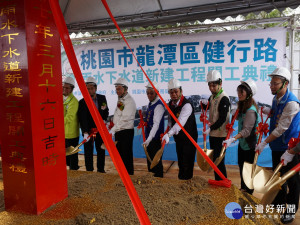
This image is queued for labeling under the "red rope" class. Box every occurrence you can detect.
[48,1,151,224]
[100,0,229,182]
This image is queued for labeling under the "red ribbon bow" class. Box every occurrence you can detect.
[90,128,98,141]
[225,123,235,134]
[288,138,300,150]
[200,114,209,124]
[137,121,147,130]
[256,122,269,136]
[108,120,114,130]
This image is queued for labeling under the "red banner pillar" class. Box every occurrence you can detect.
[0,0,68,214]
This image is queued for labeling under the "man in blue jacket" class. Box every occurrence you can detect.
[143,81,165,177]
[256,67,300,224]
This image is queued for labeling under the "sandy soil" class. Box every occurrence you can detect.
[0,162,282,225]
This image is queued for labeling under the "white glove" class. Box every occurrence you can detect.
[223,137,236,148]
[162,133,170,144]
[142,139,151,147]
[83,133,90,142]
[203,127,210,135]
[262,107,271,115]
[281,150,295,166]
[109,129,115,138]
[255,141,267,154]
[201,99,208,105]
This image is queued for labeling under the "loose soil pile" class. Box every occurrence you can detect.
[0,165,281,225]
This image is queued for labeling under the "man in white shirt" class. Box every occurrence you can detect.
[162,79,198,180]
[110,78,136,175]
[143,82,165,177]
[256,67,300,224]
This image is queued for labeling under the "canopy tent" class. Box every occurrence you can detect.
[60,0,299,33]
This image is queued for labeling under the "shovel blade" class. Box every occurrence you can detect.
[150,149,163,169]
[66,146,82,156]
[196,149,213,171]
[253,168,280,193]
[242,162,262,190]
[143,144,152,163]
[260,184,281,205]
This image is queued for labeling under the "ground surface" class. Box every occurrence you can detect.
[0,157,283,225]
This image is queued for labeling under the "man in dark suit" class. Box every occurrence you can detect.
[78,76,109,172]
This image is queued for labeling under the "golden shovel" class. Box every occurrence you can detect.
[242,151,263,189]
[142,144,152,163]
[207,145,226,173]
[243,107,272,190]
[66,131,97,156]
[260,162,300,205]
[150,140,166,169]
[197,101,213,171]
[137,110,152,163]
[197,139,213,171]
[253,160,284,193]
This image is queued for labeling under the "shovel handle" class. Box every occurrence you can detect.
[265,159,284,186]
[79,131,98,147]
[200,101,209,142]
[270,162,300,190]
[223,109,239,145]
[291,162,300,173]
[161,140,166,149]
[138,110,146,142]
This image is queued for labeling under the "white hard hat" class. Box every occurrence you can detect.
[114,77,129,87]
[168,79,181,90]
[145,81,159,90]
[207,70,221,83]
[268,67,291,82]
[63,76,75,86]
[240,80,257,96]
[85,76,97,85]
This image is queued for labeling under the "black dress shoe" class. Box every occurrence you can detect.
[97,170,106,173]
[281,213,295,224]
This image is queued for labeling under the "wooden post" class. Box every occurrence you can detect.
[0,0,68,214]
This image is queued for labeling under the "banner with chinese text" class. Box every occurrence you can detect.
[62,27,286,167]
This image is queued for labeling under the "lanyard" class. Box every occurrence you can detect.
[213,88,223,99]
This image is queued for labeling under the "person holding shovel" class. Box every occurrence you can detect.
[63,77,80,170]
[110,77,136,175]
[223,80,260,194]
[161,79,198,180]
[281,142,300,166]
[78,76,109,172]
[142,82,165,178]
[256,67,300,224]
[203,70,230,181]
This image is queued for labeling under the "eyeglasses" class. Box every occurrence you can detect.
[269,82,283,87]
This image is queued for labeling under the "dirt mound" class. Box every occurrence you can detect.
[0,169,281,225]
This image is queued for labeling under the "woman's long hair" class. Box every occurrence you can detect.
[237,84,258,114]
